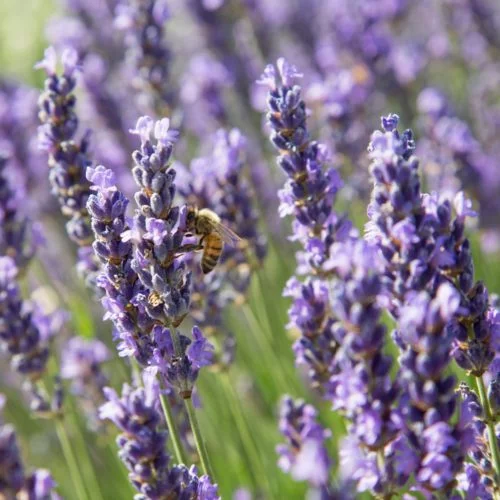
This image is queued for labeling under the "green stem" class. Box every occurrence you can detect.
[475,376,500,490]
[130,358,187,464]
[158,388,188,466]
[221,373,274,496]
[66,401,104,500]
[54,418,89,500]
[184,397,214,479]
[44,359,103,499]
[240,304,295,396]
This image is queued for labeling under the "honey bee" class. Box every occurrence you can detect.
[185,206,242,274]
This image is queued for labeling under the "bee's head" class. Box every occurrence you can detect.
[186,206,197,229]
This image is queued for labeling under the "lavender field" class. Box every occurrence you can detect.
[1,0,500,498]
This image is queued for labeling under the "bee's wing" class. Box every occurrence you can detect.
[214,223,242,246]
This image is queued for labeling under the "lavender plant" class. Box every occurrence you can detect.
[115,0,174,116]
[258,57,352,396]
[36,47,100,285]
[99,370,218,499]
[60,336,110,430]
[260,57,500,498]
[3,1,500,498]
[176,127,266,368]
[0,394,56,499]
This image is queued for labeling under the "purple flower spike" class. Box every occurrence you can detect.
[128,115,192,328]
[99,377,219,498]
[61,337,110,430]
[367,115,500,495]
[417,86,500,253]
[0,155,37,271]
[0,393,57,498]
[0,256,50,383]
[87,165,155,366]
[277,397,332,489]
[37,46,99,286]
[176,127,266,369]
[117,0,175,114]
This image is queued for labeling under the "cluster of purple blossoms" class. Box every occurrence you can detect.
[457,383,499,498]
[0,80,49,213]
[367,114,499,378]
[86,116,217,491]
[0,394,56,499]
[417,87,500,253]
[87,114,215,399]
[0,155,37,272]
[276,397,332,492]
[60,336,110,430]
[47,0,139,194]
[257,58,352,272]
[328,239,404,496]
[115,0,174,115]
[0,257,50,386]
[0,154,50,393]
[366,115,500,495]
[126,116,192,329]
[6,0,499,495]
[258,58,353,395]
[1,127,67,417]
[36,47,100,285]
[260,56,500,497]
[99,370,219,499]
[175,127,266,367]
[260,59,402,495]
[86,163,153,364]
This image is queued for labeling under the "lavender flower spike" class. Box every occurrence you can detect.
[277,396,332,489]
[257,57,352,275]
[0,394,56,499]
[116,0,174,115]
[99,369,219,499]
[0,257,49,382]
[36,46,99,286]
[258,58,352,395]
[61,336,110,430]
[0,154,37,272]
[366,116,483,494]
[127,116,191,330]
[86,164,155,365]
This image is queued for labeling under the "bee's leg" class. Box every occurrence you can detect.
[175,243,203,255]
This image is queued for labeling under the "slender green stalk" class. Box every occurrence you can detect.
[158,388,189,465]
[130,358,187,464]
[221,372,275,496]
[43,356,104,500]
[184,397,214,479]
[66,401,104,500]
[475,376,500,490]
[54,418,89,500]
[241,304,295,396]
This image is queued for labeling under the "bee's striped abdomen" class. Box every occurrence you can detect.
[201,233,224,274]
